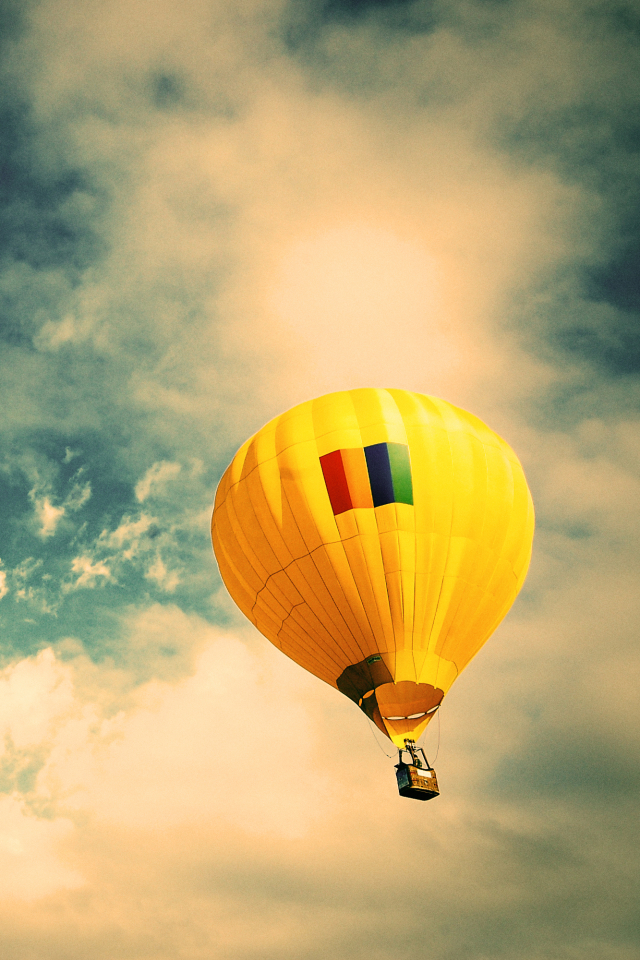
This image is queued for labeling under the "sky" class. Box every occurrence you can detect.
[0,0,639,956]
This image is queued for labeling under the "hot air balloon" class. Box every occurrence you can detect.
[211,389,534,800]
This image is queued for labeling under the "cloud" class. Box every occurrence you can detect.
[64,480,91,512]
[22,460,92,547]
[67,556,112,590]
[101,513,156,558]
[0,586,638,956]
[0,796,83,901]
[0,648,88,899]
[33,313,84,351]
[0,618,332,893]
[32,495,65,538]
[145,554,180,592]
[28,481,92,539]
[135,461,182,502]
[51,637,331,836]
[0,0,638,956]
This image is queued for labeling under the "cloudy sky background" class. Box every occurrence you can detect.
[1,0,639,956]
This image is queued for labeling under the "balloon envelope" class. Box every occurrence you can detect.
[212,389,534,746]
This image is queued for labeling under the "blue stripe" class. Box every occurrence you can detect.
[364,443,395,507]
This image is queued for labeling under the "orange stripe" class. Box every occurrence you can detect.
[341,447,374,509]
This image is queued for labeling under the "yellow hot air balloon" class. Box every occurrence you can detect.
[211,389,534,798]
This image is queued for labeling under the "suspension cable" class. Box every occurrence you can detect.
[417,707,442,765]
[365,717,397,758]
[433,707,441,764]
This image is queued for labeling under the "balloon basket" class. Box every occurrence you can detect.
[395,740,439,801]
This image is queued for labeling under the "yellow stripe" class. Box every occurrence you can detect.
[341,447,373,509]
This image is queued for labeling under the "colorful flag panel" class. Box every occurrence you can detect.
[320,442,413,516]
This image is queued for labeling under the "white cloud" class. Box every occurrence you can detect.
[67,556,112,590]
[33,314,81,351]
[101,513,156,559]
[0,617,332,851]
[60,510,184,596]
[0,796,83,901]
[64,481,92,512]
[135,461,182,503]
[268,223,455,390]
[0,650,87,900]
[9,557,61,614]
[12,557,44,602]
[0,648,74,750]
[145,555,180,592]
[34,495,65,538]
[49,634,331,836]
[25,469,91,544]
[0,568,7,601]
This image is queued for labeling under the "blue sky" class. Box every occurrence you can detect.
[0,0,639,957]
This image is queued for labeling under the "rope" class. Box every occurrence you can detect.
[417,707,441,765]
[433,707,441,764]
[366,717,397,758]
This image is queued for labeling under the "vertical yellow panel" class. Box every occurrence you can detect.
[246,466,294,568]
[406,396,456,678]
[341,447,374,508]
[254,606,287,648]
[448,431,488,541]
[212,532,258,625]
[231,463,283,575]
[214,499,266,594]
[267,570,303,608]
[253,588,289,629]
[253,420,282,525]
[335,510,359,541]
[279,485,314,562]
[274,400,315,455]
[375,502,410,658]
[276,620,341,681]
[355,531,396,655]
[317,541,378,651]
[500,465,534,572]
[425,431,489,668]
[287,555,364,664]
[279,439,336,552]
[312,390,359,435]
[352,388,408,447]
[225,434,253,492]
[339,535,391,655]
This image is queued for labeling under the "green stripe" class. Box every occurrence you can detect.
[387,443,413,505]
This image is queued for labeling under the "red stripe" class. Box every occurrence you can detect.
[320,450,353,515]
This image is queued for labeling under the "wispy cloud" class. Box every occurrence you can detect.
[100,513,157,558]
[30,493,65,538]
[66,556,112,590]
[145,554,180,592]
[135,461,182,503]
